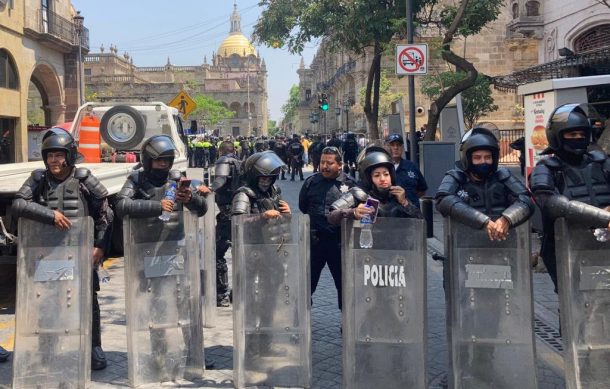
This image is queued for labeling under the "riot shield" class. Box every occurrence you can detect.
[123,211,204,387]
[342,217,427,389]
[555,218,610,389]
[232,214,311,389]
[13,217,93,389]
[445,219,537,388]
[199,193,217,328]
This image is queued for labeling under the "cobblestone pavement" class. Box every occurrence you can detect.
[0,165,567,388]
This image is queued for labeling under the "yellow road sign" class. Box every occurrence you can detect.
[169,90,197,117]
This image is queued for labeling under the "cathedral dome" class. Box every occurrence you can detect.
[218,33,256,57]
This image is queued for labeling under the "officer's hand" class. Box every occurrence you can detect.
[353,204,374,220]
[197,185,212,195]
[278,200,291,214]
[92,247,104,266]
[161,199,174,212]
[176,187,192,203]
[485,219,497,241]
[53,210,72,230]
[390,186,408,206]
[263,209,281,219]
[492,216,510,241]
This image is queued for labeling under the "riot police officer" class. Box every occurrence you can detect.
[12,128,113,370]
[232,151,291,216]
[299,146,357,310]
[198,141,242,306]
[287,134,305,181]
[273,137,289,180]
[435,127,533,239]
[308,136,325,173]
[341,133,359,174]
[530,103,610,291]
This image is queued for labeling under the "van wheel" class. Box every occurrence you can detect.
[100,106,146,150]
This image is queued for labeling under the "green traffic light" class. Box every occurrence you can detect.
[321,103,329,111]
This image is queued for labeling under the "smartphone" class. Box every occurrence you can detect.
[365,197,380,224]
[179,179,192,189]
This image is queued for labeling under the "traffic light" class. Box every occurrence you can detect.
[318,93,329,111]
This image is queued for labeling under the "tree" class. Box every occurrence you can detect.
[254,0,426,140]
[595,0,610,8]
[359,70,403,129]
[191,94,235,129]
[281,85,300,124]
[422,0,504,140]
[421,72,498,130]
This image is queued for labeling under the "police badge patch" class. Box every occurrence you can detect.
[407,171,416,179]
[340,184,349,193]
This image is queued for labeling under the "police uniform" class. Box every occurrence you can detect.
[12,128,112,370]
[299,171,357,309]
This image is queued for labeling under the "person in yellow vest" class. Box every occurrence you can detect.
[301,135,311,166]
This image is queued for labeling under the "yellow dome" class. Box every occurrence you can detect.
[218,33,256,57]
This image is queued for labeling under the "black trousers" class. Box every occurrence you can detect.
[92,269,102,348]
[310,235,343,310]
[215,215,231,296]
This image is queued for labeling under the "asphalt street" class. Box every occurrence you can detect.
[0,165,565,388]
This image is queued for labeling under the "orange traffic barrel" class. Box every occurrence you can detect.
[78,115,101,163]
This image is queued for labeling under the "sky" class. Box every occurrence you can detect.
[71,0,318,122]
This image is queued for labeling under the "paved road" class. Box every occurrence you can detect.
[0,165,566,388]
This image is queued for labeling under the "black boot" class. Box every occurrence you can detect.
[0,345,9,362]
[91,290,107,370]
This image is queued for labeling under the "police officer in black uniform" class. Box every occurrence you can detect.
[327,133,343,149]
[232,151,291,216]
[273,137,289,180]
[530,104,610,291]
[299,147,357,310]
[12,128,113,370]
[435,127,533,239]
[341,133,359,174]
[287,134,305,181]
[198,141,242,306]
[309,136,324,173]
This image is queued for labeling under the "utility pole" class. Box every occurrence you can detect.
[406,0,418,167]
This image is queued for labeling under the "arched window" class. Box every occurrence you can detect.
[512,2,519,19]
[574,24,610,53]
[0,49,19,90]
[525,1,540,17]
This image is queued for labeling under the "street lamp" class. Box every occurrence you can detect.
[73,11,84,106]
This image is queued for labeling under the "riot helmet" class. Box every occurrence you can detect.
[243,151,286,189]
[140,135,177,173]
[544,103,598,156]
[459,127,500,176]
[41,128,83,168]
[357,145,396,191]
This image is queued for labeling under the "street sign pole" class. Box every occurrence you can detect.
[406,0,418,167]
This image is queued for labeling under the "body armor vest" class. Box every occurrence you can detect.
[458,175,512,218]
[247,186,282,215]
[557,160,610,208]
[39,174,88,218]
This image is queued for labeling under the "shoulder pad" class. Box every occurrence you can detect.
[349,186,368,203]
[31,169,45,182]
[127,170,142,184]
[446,169,467,184]
[589,150,608,163]
[74,167,91,180]
[80,171,108,198]
[495,167,511,181]
[236,186,256,199]
[539,156,562,169]
[216,155,231,164]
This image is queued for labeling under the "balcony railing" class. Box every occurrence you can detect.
[26,8,90,50]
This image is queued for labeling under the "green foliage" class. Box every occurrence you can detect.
[191,94,235,128]
[281,85,300,123]
[359,70,403,126]
[421,72,498,129]
[439,1,504,38]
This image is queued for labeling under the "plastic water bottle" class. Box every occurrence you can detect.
[359,207,374,248]
[159,182,177,222]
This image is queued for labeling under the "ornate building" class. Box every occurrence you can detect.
[0,0,88,163]
[297,4,545,136]
[84,2,268,137]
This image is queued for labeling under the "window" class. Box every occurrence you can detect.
[512,3,519,19]
[525,1,540,17]
[84,68,92,76]
[0,49,19,90]
[574,24,610,53]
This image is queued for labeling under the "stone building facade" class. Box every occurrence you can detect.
[84,3,268,137]
[0,0,87,163]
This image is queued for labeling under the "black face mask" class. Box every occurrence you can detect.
[470,163,494,178]
[562,139,589,156]
[147,168,170,186]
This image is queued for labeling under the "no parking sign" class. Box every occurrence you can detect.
[396,44,428,75]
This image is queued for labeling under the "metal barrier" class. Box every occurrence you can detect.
[498,129,524,165]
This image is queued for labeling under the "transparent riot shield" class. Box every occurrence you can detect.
[445,219,537,388]
[555,218,610,389]
[342,217,427,389]
[13,217,93,389]
[232,214,311,389]
[199,193,217,328]
[123,211,204,387]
